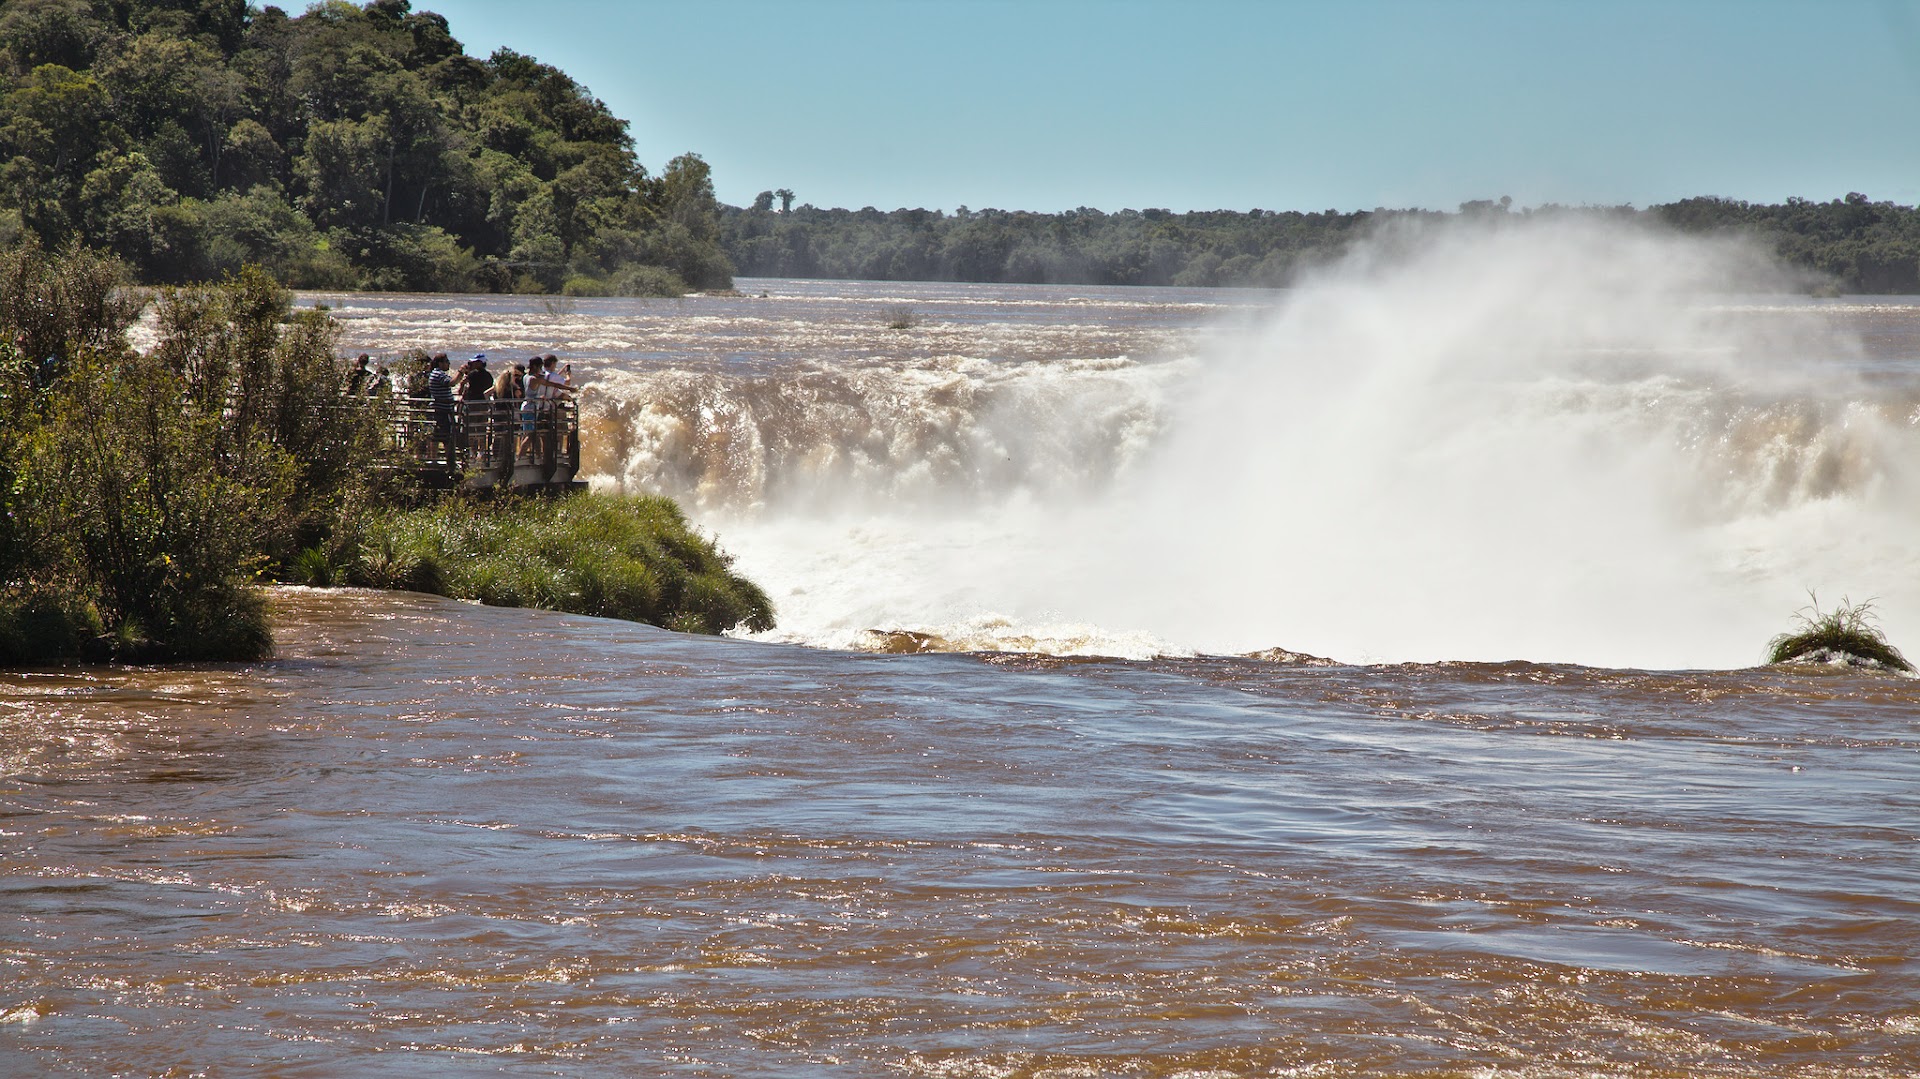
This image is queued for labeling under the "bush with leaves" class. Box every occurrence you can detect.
[15,348,283,660]
[149,265,391,561]
[0,248,384,663]
[0,243,772,665]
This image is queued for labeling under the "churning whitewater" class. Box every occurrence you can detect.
[13,224,1920,1079]
[315,219,1920,669]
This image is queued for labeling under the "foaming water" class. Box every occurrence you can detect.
[582,351,1179,516]
[22,261,1920,1075]
[1090,220,1920,667]
[282,239,1920,667]
[2,589,1916,1076]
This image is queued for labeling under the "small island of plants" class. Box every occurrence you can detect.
[1765,595,1913,673]
[0,242,770,666]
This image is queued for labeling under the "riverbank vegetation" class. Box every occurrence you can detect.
[720,193,1920,294]
[1765,595,1913,673]
[0,0,730,294]
[338,495,773,636]
[0,243,769,666]
[0,241,327,662]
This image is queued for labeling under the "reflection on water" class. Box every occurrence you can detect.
[3,589,1916,1076]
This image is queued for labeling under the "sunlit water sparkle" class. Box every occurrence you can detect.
[3,589,1917,1076]
[20,229,1920,1074]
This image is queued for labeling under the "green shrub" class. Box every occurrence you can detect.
[0,583,107,665]
[129,579,274,663]
[562,274,614,297]
[347,494,773,634]
[1766,595,1913,672]
[283,243,359,290]
[17,349,283,662]
[609,264,688,297]
[0,249,383,665]
[291,545,336,586]
[0,238,143,386]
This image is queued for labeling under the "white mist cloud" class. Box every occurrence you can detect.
[1081,216,1920,666]
[591,217,1920,668]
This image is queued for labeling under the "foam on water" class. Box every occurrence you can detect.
[1102,219,1920,667]
[585,220,1920,667]
[292,230,1920,667]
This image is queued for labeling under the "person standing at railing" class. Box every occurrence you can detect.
[543,355,579,468]
[403,352,434,452]
[519,355,576,463]
[426,354,457,467]
[455,354,492,463]
[347,353,373,395]
[557,356,581,466]
[494,361,525,467]
[515,357,541,460]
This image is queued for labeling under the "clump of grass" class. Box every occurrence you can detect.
[345,493,774,635]
[290,544,338,586]
[1765,594,1912,672]
[881,304,917,330]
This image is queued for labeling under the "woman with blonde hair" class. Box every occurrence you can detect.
[491,360,524,464]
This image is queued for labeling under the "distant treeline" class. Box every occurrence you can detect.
[1655,194,1920,294]
[0,0,729,295]
[722,193,1920,294]
[7,3,1910,298]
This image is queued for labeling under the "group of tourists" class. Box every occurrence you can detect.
[345,350,581,468]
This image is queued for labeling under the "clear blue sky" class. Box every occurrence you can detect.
[416,0,1920,214]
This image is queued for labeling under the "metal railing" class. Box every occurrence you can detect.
[384,395,580,487]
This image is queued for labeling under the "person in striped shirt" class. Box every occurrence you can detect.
[426,354,456,466]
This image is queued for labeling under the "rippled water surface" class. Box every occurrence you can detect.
[4,590,1918,1076]
[16,262,1920,1074]
[255,273,1920,666]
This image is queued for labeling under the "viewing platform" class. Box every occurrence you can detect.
[382,397,587,496]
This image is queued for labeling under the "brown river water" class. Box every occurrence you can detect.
[4,590,1917,1077]
[7,224,1920,1074]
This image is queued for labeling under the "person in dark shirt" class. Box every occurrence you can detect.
[457,354,492,460]
[347,353,373,395]
[458,355,491,401]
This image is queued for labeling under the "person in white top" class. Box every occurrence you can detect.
[518,355,577,461]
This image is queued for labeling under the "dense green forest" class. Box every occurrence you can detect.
[720,193,1920,294]
[5,1,1915,297]
[0,0,730,294]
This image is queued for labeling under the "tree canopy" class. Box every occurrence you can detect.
[721,194,1920,294]
[0,0,731,294]
[8,1,1908,297]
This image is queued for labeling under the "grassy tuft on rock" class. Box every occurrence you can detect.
[1765,595,1913,673]
[346,494,774,636]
